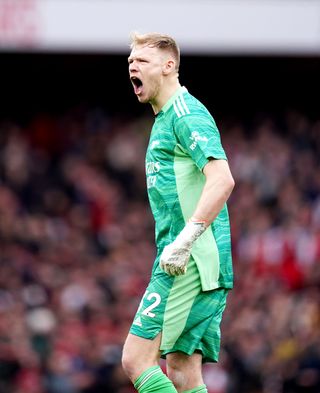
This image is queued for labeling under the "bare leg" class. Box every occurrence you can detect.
[122,333,162,383]
[166,352,204,392]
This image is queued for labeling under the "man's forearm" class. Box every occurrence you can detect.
[192,160,235,225]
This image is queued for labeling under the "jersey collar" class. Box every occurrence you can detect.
[160,86,188,114]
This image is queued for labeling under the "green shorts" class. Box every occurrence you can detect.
[130,257,229,363]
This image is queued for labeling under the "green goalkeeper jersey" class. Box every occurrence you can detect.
[146,86,233,290]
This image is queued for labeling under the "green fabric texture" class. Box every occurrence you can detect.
[134,366,178,392]
[182,385,208,393]
[145,85,233,290]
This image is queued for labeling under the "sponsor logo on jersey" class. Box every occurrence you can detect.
[189,131,208,150]
[146,161,160,174]
[133,316,142,327]
[147,176,157,189]
[146,161,160,189]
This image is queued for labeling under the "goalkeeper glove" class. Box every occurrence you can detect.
[160,218,207,276]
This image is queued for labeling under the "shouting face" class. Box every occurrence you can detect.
[128,44,168,105]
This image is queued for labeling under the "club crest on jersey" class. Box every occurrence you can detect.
[189,131,208,150]
[150,140,160,149]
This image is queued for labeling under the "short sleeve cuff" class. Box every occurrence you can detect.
[196,153,227,171]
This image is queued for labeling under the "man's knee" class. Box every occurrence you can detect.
[121,344,135,379]
[121,337,145,380]
[167,352,203,390]
[167,364,187,390]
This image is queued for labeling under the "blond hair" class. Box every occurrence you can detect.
[130,32,180,71]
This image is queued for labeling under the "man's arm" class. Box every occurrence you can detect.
[192,159,235,224]
[160,159,235,276]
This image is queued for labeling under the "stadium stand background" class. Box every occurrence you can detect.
[1,1,320,393]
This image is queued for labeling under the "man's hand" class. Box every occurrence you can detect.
[160,241,191,276]
[160,219,207,276]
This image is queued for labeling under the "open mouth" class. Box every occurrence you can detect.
[131,76,143,95]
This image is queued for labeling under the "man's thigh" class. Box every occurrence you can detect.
[129,257,201,344]
[122,333,162,381]
[123,332,162,362]
[128,258,228,363]
[161,287,229,363]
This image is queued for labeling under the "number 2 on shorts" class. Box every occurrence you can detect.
[138,291,161,318]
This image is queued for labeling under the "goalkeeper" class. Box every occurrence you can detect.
[122,32,235,393]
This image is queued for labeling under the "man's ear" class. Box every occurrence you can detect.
[163,59,175,75]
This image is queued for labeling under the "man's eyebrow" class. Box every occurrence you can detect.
[128,56,148,63]
[128,55,137,63]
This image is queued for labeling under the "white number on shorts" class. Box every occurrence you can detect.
[142,292,161,318]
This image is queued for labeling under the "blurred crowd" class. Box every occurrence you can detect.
[0,107,319,393]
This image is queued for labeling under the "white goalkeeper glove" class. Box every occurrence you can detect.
[160,218,207,276]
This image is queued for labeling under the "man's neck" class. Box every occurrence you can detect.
[151,81,181,115]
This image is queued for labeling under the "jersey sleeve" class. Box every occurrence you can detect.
[173,111,227,171]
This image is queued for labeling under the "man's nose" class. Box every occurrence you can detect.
[129,61,137,72]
